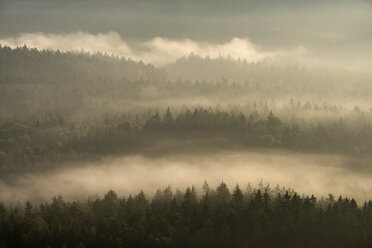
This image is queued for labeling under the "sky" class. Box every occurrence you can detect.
[0,0,372,68]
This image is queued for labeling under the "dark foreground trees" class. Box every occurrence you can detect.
[1,183,372,248]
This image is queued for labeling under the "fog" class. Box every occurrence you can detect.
[0,32,275,66]
[1,31,371,70]
[2,149,372,204]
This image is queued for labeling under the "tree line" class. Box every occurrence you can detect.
[2,45,371,122]
[1,108,372,173]
[0,182,371,247]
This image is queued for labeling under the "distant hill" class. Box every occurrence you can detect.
[165,54,372,98]
[0,45,166,121]
[1,46,372,123]
[0,44,163,85]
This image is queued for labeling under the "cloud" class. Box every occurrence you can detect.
[0,31,275,66]
[2,31,368,71]
[0,31,132,57]
[138,37,274,66]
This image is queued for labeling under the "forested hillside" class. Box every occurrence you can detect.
[2,108,372,173]
[166,54,372,101]
[1,46,372,173]
[2,45,372,123]
[0,45,165,120]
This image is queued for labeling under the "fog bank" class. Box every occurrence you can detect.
[0,32,274,66]
[1,150,372,204]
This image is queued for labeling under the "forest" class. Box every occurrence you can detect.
[1,45,372,122]
[2,45,372,247]
[2,46,372,173]
[1,182,371,248]
[2,107,372,173]
[2,0,372,246]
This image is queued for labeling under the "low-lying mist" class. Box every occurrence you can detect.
[2,149,372,204]
[0,32,272,66]
[2,31,369,70]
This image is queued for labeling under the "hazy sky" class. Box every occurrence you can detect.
[0,0,372,68]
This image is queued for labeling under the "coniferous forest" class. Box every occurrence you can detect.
[2,46,372,172]
[1,44,372,247]
[2,183,372,248]
[2,0,372,246]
